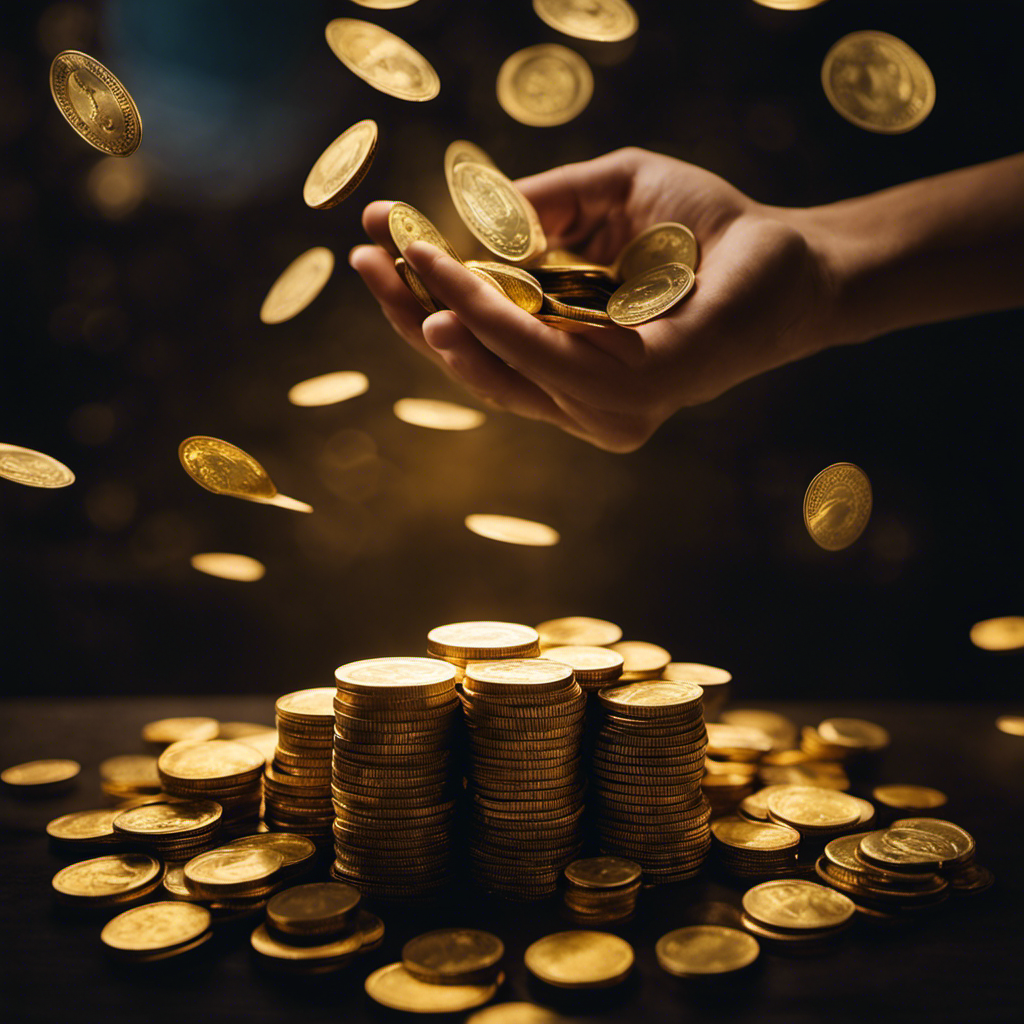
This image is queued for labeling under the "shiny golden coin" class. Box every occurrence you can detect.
[536,616,622,647]
[49,50,141,156]
[766,787,862,830]
[872,784,947,810]
[403,928,504,985]
[303,119,378,210]
[389,202,462,263]
[465,261,544,314]
[535,313,612,333]
[52,853,162,901]
[803,462,872,551]
[236,729,278,762]
[100,754,161,789]
[260,246,335,324]
[607,262,694,326]
[0,443,75,488]
[465,513,560,546]
[142,716,220,746]
[889,818,975,865]
[393,398,486,431]
[822,31,935,135]
[564,857,640,889]
[656,925,759,978]
[46,808,121,842]
[817,717,889,751]
[598,679,702,714]
[427,622,540,661]
[742,879,855,931]
[663,662,731,686]
[465,658,574,695]
[287,370,369,407]
[267,882,359,936]
[101,901,211,953]
[753,0,830,8]
[970,616,1024,652]
[224,832,317,869]
[996,715,1024,736]
[467,1005,568,1024]
[616,222,699,281]
[2,758,80,788]
[184,847,282,892]
[857,826,957,870]
[712,816,800,851]
[277,687,337,719]
[541,646,623,684]
[336,656,457,694]
[721,709,797,750]
[524,931,633,989]
[532,0,638,42]
[606,640,672,678]
[366,962,502,1012]
[178,436,276,500]
[158,739,265,781]
[248,492,314,514]
[190,552,266,582]
[325,18,439,102]
[251,921,364,963]
[113,799,222,836]
[468,266,508,297]
[350,1,420,8]
[496,44,594,127]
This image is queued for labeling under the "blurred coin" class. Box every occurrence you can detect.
[325,19,439,101]
[403,928,504,985]
[497,44,593,127]
[656,925,759,977]
[2,759,79,791]
[190,553,265,582]
[465,261,544,313]
[721,709,797,750]
[970,616,1024,652]
[303,119,377,209]
[532,0,638,42]
[524,931,633,988]
[803,462,872,551]
[365,962,502,1011]
[742,879,855,930]
[817,717,889,752]
[287,371,368,407]
[101,901,211,960]
[248,493,314,513]
[350,1,420,8]
[47,808,121,843]
[536,616,622,647]
[607,262,694,326]
[996,715,1024,736]
[466,1005,568,1024]
[872,785,947,810]
[100,755,161,793]
[251,921,363,968]
[615,222,698,280]
[605,641,671,681]
[393,398,486,430]
[217,722,274,740]
[178,436,276,500]
[753,0,830,8]
[465,514,560,546]
[260,247,334,324]
[0,443,75,488]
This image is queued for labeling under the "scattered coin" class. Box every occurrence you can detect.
[1,759,80,792]
[970,616,1024,652]
[325,19,439,101]
[101,901,212,961]
[496,44,594,127]
[303,119,378,209]
[466,1005,568,1024]
[184,847,283,898]
[996,715,1024,736]
[742,879,855,931]
[532,0,638,42]
[178,436,277,500]
[260,247,335,324]
[0,443,75,488]
[190,553,266,582]
[365,962,502,1012]
[615,222,699,280]
[524,931,634,988]
[287,371,369,407]
[403,928,504,985]
[817,717,890,752]
[607,262,695,326]
[465,514,560,546]
[872,784,947,810]
[656,925,759,977]
[267,882,359,938]
[251,921,364,972]
[46,808,121,845]
[803,462,872,551]
[393,398,486,430]
[535,616,623,647]
[52,852,163,906]
[605,640,671,681]
[141,716,220,747]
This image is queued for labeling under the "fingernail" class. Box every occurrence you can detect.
[404,240,441,271]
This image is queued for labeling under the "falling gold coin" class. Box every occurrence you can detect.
[190,553,266,582]
[393,398,486,431]
[49,50,142,156]
[365,963,502,1012]
[288,370,369,407]
[607,262,694,326]
[615,222,699,280]
[0,443,74,488]
[524,931,634,989]
[822,31,935,134]
[260,247,335,324]
[303,119,378,209]
[970,616,1024,652]
[178,436,276,500]
[996,716,1024,736]
[532,0,638,42]
[2,759,80,789]
[496,44,594,127]
[803,462,872,551]
[325,19,439,102]
[465,513,560,546]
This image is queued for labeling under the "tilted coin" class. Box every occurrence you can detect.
[540,296,612,327]
[607,262,694,326]
[303,118,378,209]
[267,882,359,936]
[350,1,421,8]
[190,553,266,583]
[872,784,947,810]
[742,879,855,931]
[260,246,335,324]
[465,261,544,313]
[287,371,369,407]
[753,0,831,8]
[224,833,317,870]
[251,921,363,964]
[365,962,502,1012]
[656,925,759,977]
[857,826,958,871]
[766,787,862,830]
[113,799,222,836]
[402,928,504,984]
[465,514,560,547]
[159,740,265,782]
[536,616,623,647]
[803,462,872,551]
[971,616,1024,652]
[564,857,640,889]
[184,847,283,893]
[395,257,439,312]
[389,201,463,263]
[47,808,121,842]
[712,816,800,850]
[496,44,594,127]
[889,818,975,866]
[615,222,699,281]
[393,398,486,431]
[178,437,276,500]
[0,443,75,488]
[325,18,439,101]
[996,715,1024,736]
[49,50,141,156]
[52,853,162,901]
[101,901,211,953]
[532,0,638,42]
[247,492,314,514]
[524,931,633,989]
[822,31,935,134]
[817,717,890,751]
[1,759,80,789]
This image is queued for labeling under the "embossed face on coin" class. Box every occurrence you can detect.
[606,262,695,326]
[50,50,141,156]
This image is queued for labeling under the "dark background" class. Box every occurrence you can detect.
[2,0,1021,703]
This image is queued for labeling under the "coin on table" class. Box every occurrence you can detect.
[46,808,121,843]
[465,261,544,313]
[0,443,75,488]
[287,370,369,407]
[2,759,80,791]
[712,816,801,851]
[532,0,638,42]
[822,31,935,134]
[184,847,283,896]
[996,715,1024,736]
[524,930,633,988]
[325,18,439,101]
[365,962,502,1012]
[607,262,695,326]
[598,679,702,716]
[615,222,699,281]
[872,784,947,810]
[465,513,560,547]
[656,925,759,977]
[303,118,377,209]
[535,616,623,647]
[260,246,335,324]
[402,928,504,985]
[889,818,975,866]
[52,853,162,903]
[742,879,855,931]
[606,640,672,680]
[766,787,862,831]
[803,462,872,551]
[541,646,623,688]
[467,1005,568,1024]
[970,616,1024,652]
[159,740,265,783]
[251,921,364,966]
[393,398,486,431]
[100,754,161,791]
[496,44,594,127]
[564,857,640,889]
[101,901,211,958]
[224,833,317,872]
[267,882,360,937]
[49,50,142,156]
[178,436,277,500]
[113,799,222,838]
[190,553,266,583]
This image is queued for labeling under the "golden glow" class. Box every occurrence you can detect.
[996,716,1024,736]
[288,371,369,407]
[87,156,146,218]
[970,616,1024,651]
[393,398,486,431]
[0,442,74,488]
[464,514,560,546]
[259,247,334,324]
[190,552,266,582]
[248,493,314,514]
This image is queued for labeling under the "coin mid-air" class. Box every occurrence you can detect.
[496,44,594,127]
[325,19,440,101]
[0,443,75,488]
[803,462,872,550]
[303,119,378,209]
[532,0,639,42]
[259,247,335,324]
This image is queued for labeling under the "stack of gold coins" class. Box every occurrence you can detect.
[540,646,624,692]
[562,856,641,923]
[765,787,869,854]
[331,657,461,898]
[252,908,385,974]
[702,760,759,817]
[263,688,336,838]
[101,902,212,963]
[158,740,264,823]
[606,640,671,682]
[51,852,164,908]
[427,620,541,680]
[99,755,163,802]
[112,799,223,860]
[662,663,732,722]
[402,928,505,986]
[741,879,856,948]
[462,659,586,899]
[593,680,711,883]
[182,845,284,913]
[710,815,801,879]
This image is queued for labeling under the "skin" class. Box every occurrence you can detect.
[350,148,1024,453]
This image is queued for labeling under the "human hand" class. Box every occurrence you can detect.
[350,147,835,452]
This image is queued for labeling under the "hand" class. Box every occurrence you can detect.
[350,147,835,452]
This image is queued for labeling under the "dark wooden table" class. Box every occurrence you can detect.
[2,696,1022,1024]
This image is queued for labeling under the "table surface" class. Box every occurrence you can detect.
[2,696,1022,1024]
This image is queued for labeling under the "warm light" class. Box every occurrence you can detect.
[394,398,486,431]
[190,552,266,582]
[86,156,146,219]
[248,494,314,514]
[288,371,369,407]
[970,616,1024,651]
[464,514,560,546]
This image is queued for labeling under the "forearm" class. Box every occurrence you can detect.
[783,154,1024,348]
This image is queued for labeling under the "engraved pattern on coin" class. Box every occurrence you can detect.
[616,222,699,280]
[101,902,211,951]
[802,462,872,550]
[159,740,264,780]
[655,925,759,977]
[497,45,594,127]
[533,0,638,42]
[389,203,462,261]
[452,163,533,261]
[325,19,440,102]
[742,880,855,930]
[0,444,75,488]
[113,800,221,835]
[53,853,161,897]
[178,436,277,499]
[607,262,695,326]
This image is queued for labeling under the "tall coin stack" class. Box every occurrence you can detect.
[331,658,461,898]
[157,740,265,823]
[263,688,336,839]
[461,658,587,900]
[593,680,711,884]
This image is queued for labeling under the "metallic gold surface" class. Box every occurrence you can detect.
[605,641,672,680]
[0,443,75,488]
[857,826,957,870]
[393,398,486,430]
[2,759,80,788]
[712,816,801,851]
[536,616,623,647]
[287,371,369,407]
[325,19,439,101]
[607,262,695,326]
[465,513,560,546]
[266,882,359,936]
[465,262,544,313]
[996,715,1024,736]
[753,0,830,8]
[394,256,439,312]
[224,833,317,870]
[496,44,594,127]
[251,921,363,964]
[402,928,504,985]
[190,553,266,582]
[466,1005,568,1024]
[259,247,335,324]
[817,717,890,751]
[184,847,283,894]
[656,925,759,977]
[303,119,378,209]
[52,853,162,902]
[540,646,623,689]
[142,716,220,746]
[742,879,855,930]
[889,819,975,866]
[532,0,638,42]
[277,687,337,719]
[970,616,1024,651]
[365,963,502,1012]
[389,202,463,262]
[564,857,640,889]
[598,678,702,714]
[113,799,222,837]
[872,784,947,809]
[803,462,872,551]
[178,436,277,499]
[101,901,211,952]
[159,740,265,782]
[46,808,121,842]
[247,493,314,513]
[766,786,862,831]
[663,662,731,685]
[720,709,797,750]
[615,222,699,280]
[524,931,634,988]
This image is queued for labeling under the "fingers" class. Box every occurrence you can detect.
[361,200,400,256]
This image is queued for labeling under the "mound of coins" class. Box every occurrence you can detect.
[252,908,385,974]
[113,799,222,860]
[524,930,634,989]
[52,852,163,908]
[263,688,335,838]
[741,879,855,948]
[99,754,162,801]
[427,620,541,681]
[535,616,623,649]
[47,808,124,850]
[562,856,641,923]
[101,902,212,963]
[1,758,80,795]
[711,816,801,880]
[332,657,461,898]
[402,928,504,986]
[365,962,503,1013]
[593,680,711,884]
[656,925,760,979]
[461,659,587,899]
[158,740,264,823]
[663,662,732,722]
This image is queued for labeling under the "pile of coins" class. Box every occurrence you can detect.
[331,657,461,898]
[593,680,711,883]
[101,902,212,962]
[741,879,856,949]
[158,739,264,823]
[51,852,164,909]
[702,721,774,814]
[181,844,284,916]
[562,856,641,923]
[112,799,223,860]
[764,787,875,858]
[263,688,335,838]
[710,816,801,880]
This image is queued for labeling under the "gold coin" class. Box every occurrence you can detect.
[46,808,121,842]
[101,901,211,953]
[251,922,364,963]
[267,882,359,936]
[656,925,759,977]
[857,826,958,870]
[496,44,594,127]
[615,222,699,281]
[535,313,612,333]
[190,553,266,582]
[113,799,222,836]
[564,857,640,889]
[325,18,439,102]
[663,662,731,686]
[802,462,872,551]
[598,679,701,714]
[394,256,439,312]
[248,492,314,513]
[287,371,369,407]
[184,847,283,893]
[393,398,486,431]
[970,616,1024,652]
[178,436,277,500]
[753,0,830,8]
[49,50,142,156]
[607,262,694,326]
[158,739,265,781]
[260,246,335,324]
[446,139,497,172]
[536,616,622,647]
[465,513,560,546]
[1,758,80,788]
[541,646,623,684]
[350,1,421,8]
[100,754,161,789]
[766,787,862,830]
[712,816,800,851]
[402,928,504,984]
[872,784,947,810]
[524,931,633,989]
[742,879,855,931]
[365,962,502,1012]
[52,853,162,900]
[889,817,975,865]
[996,715,1024,736]
[336,657,457,694]
[605,640,672,678]
[389,202,462,262]
[141,716,220,746]
[303,119,378,210]
[0,443,75,488]
[225,832,317,869]
[720,709,796,751]
[427,622,540,661]
[541,295,612,327]
[467,1005,568,1024]
[817,717,890,751]
[822,31,935,134]
[465,261,544,314]
[532,0,638,42]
